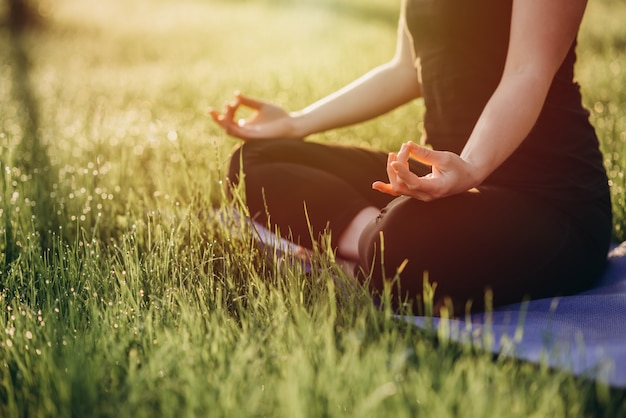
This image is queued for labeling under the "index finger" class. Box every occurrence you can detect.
[396,142,411,164]
[223,98,242,123]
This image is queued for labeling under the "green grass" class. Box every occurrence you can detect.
[1,0,625,416]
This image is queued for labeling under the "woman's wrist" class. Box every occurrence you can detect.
[288,110,315,139]
[460,154,495,189]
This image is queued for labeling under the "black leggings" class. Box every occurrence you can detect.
[227,139,612,314]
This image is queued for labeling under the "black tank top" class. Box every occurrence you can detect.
[404,0,609,204]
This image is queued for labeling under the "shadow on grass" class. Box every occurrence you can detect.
[2,5,60,267]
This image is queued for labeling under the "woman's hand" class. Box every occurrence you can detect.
[372,141,483,201]
[209,92,301,141]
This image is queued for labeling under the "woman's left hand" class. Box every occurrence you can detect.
[372,141,482,201]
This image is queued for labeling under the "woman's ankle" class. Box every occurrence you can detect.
[337,206,380,260]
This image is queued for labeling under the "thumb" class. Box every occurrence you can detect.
[236,92,265,111]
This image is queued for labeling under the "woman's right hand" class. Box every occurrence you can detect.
[209,92,301,141]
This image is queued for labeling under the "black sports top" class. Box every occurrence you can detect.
[403,0,609,204]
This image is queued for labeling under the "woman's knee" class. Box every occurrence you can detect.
[227,139,289,185]
[226,142,249,186]
[227,142,264,192]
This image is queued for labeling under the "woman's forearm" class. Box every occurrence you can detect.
[290,61,421,138]
[461,0,587,185]
[208,20,420,142]
[460,71,550,184]
[290,21,421,138]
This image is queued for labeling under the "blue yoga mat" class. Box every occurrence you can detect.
[405,242,626,387]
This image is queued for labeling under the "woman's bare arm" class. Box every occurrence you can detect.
[374,0,588,201]
[210,12,421,141]
[290,14,421,138]
[459,0,588,183]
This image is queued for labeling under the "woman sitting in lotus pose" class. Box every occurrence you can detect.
[210,0,612,315]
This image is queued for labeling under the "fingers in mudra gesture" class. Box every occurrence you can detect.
[209,92,299,141]
[372,141,481,201]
